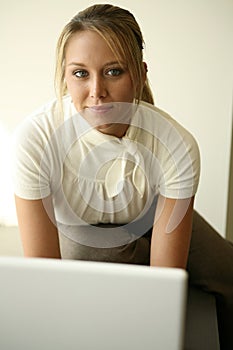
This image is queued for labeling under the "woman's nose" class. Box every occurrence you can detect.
[89,76,107,100]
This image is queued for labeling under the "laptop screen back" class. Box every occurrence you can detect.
[0,257,187,350]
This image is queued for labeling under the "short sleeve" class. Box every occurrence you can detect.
[11,117,51,200]
[156,120,200,199]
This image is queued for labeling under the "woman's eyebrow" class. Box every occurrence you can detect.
[104,61,125,67]
[67,62,86,67]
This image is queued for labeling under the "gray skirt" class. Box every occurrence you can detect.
[59,223,151,265]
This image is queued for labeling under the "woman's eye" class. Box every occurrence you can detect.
[106,68,123,77]
[73,70,88,78]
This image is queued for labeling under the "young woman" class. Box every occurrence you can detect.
[13,4,233,348]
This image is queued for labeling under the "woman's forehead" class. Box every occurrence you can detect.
[65,30,125,64]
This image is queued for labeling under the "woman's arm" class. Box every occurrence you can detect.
[15,195,61,258]
[150,195,194,269]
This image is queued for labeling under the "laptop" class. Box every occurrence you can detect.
[0,257,187,350]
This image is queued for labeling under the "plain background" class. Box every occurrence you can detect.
[1,0,233,238]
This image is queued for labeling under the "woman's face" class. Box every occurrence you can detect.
[64,30,135,136]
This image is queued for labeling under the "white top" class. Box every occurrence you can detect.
[12,95,200,233]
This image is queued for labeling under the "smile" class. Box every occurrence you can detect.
[89,105,113,114]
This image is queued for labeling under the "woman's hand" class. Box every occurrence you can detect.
[14,195,61,258]
[150,195,194,269]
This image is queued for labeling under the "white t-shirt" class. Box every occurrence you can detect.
[12,95,200,243]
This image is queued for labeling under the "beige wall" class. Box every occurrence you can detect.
[1,0,233,236]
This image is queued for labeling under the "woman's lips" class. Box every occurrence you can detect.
[82,102,133,128]
[88,105,113,113]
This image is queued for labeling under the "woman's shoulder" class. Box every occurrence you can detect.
[138,101,199,147]
[139,101,188,130]
[13,95,72,145]
[138,101,200,198]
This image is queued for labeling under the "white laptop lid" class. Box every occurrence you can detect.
[0,257,187,350]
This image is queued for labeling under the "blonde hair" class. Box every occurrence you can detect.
[55,4,154,107]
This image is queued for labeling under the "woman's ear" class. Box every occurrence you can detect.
[143,62,148,73]
[143,62,148,82]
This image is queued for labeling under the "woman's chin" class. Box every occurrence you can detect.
[96,123,114,131]
[95,123,128,137]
